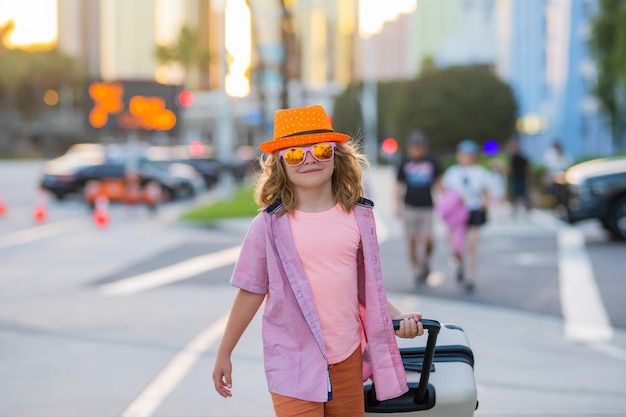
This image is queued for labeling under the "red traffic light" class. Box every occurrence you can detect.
[381,137,398,155]
[178,90,195,107]
[189,140,204,157]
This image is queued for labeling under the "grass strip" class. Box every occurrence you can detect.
[180,185,259,225]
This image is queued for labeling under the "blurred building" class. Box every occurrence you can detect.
[57,0,101,76]
[430,0,498,68]
[57,0,218,89]
[52,0,613,159]
[405,0,464,73]
[55,0,254,148]
[496,0,612,161]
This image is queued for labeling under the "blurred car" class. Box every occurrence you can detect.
[40,149,106,200]
[76,160,196,202]
[147,145,222,188]
[555,156,626,240]
[83,175,162,209]
[41,153,198,203]
[142,159,205,199]
[176,157,222,187]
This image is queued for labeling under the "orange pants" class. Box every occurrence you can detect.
[271,347,364,417]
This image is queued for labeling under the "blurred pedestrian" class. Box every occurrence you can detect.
[487,159,506,204]
[434,188,468,272]
[212,104,424,416]
[507,139,532,216]
[486,158,507,221]
[542,140,572,196]
[440,139,491,292]
[395,130,442,285]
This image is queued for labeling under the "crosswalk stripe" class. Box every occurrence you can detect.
[120,314,229,417]
[531,210,614,343]
[0,218,84,249]
[101,245,242,296]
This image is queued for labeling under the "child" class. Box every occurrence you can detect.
[440,140,491,293]
[212,104,424,416]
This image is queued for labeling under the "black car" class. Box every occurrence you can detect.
[41,158,195,202]
[147,145,222,188]
[555,156,626,240]
[171,157,221,188]
[40,152,106,200]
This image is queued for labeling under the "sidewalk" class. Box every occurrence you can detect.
[365,165,626,416]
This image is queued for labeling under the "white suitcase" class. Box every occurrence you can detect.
[364,319,478,416]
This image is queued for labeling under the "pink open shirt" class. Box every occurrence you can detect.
[230,198,408,402]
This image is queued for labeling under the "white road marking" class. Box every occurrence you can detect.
[557,226,613,342]
[100,245,242,296]
[120,314,229,417]
[530,210,613,343]
[589,342,626,363]
[0,218,85,249]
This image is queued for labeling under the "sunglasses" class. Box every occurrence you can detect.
[278,142,336,167]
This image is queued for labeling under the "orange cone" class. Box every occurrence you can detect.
[0,195,6,217]
[93,195,110,228]
[33,188,47,223]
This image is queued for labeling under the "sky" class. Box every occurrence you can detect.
[0,0,57,47]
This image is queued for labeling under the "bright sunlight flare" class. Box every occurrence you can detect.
[0,0,58,48]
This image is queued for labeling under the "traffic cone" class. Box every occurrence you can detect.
[0,192,6,217]
[33,188,47,223]
[93,195,110,228]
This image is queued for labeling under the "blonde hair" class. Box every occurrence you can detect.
[254,139,369,214]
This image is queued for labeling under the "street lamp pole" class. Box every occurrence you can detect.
[217,0,252,199]
[361,36,378,166]
[358,0,417,166]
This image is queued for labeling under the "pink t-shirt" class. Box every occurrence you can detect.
[289,204,362,364]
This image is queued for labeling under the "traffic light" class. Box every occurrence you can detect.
[188,140,204,157]
[178,90,194,107]
[381,137,398,155]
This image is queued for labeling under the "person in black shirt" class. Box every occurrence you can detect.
[507,139,532,215]
[395,130,442,285]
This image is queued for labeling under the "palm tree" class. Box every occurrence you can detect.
[154,25,212,86]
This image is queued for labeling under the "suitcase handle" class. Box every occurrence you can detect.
[392,318,441,404]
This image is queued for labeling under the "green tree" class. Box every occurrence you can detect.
[393,65,517,152]
[0,21,85,120]
[0,49,85,119]
[332,65,518,155]
[154,25,212,84]
[589,0,626,151]
[331,82,364,139]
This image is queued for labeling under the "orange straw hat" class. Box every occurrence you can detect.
[259,104,350,154]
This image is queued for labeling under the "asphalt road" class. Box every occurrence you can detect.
[1,161,626,417]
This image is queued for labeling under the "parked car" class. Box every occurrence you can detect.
[147,145,222,188]
[40,151,106,200]
[76,160,196,202]
[554,156,626,240]
[141,159,205,198]
[83,175,162,210]
[41,155,198,202]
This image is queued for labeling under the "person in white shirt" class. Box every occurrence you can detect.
[441,140,491,292]
[542,140,572,196]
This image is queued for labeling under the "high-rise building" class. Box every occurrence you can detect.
[57,0,218,89]
[57,0,101,77]
[497,0,612,160]
[434,0,497,68]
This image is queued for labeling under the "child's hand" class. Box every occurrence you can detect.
[393,313,424,338]
[212,356,233,398]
